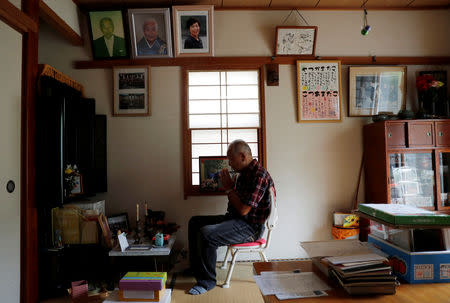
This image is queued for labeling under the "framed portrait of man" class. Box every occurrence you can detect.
[128,8,173,59]
[88,10,128,60]
[172,5,214,57]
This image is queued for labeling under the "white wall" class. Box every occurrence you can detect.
[0,19,22,302]
[42,0,81,35]
[38,9,450,260]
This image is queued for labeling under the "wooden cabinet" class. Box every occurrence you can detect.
[363,119,450,213]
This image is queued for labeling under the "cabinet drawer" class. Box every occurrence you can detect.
[436,122,450,147]
[408,122,434,147]
[386,123,406,148]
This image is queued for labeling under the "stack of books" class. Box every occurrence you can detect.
[326,254,398,295]
[119,272,169,302]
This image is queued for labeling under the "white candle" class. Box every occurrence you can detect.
[145,202,148,216]
[136,203,139,222]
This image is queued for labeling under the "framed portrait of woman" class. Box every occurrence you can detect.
[172,5,214,57]
[128,8,173,58]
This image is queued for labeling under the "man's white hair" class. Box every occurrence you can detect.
[143,18,158,31]
[228,139,252,157]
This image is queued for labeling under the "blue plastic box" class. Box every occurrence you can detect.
[368,235,450,283]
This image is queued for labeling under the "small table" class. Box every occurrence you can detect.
[253,260,450,303]
[109,236,176,273]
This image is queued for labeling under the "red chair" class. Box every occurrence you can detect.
[220,187,278,288]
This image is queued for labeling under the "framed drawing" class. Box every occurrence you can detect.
[199,156,236,192]
[128,8,173,58]
[275,26,317,56]
[172,5,214,57]
[113,66,151,116]
[107,213,129,238]
[349,66,406,117]
[297,60,342,122]
[87,10,128,59]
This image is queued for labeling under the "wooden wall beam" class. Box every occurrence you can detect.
[0,1,38,34]
[39,0,83,46]
[21,0,39,302]
[74,56,450,69]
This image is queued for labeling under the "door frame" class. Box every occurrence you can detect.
[0,1,39,302]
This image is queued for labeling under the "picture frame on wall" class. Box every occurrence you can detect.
[297,60,342,122]
[88,10,128,60]
[275,26,317,56]
[128,8,173,58]
[113,66,151,116]
[199,156,237,192]
[172,5,214,57]
[349,66,406,117]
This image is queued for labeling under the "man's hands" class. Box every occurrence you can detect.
[219,168,234,191]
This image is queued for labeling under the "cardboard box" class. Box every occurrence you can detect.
[368,235,450,283]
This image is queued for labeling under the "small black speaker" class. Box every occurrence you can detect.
[94,115,107,192]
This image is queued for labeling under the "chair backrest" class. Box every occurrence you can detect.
[262,187,277,248]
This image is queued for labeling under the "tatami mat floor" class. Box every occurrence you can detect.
[40,261,264,303]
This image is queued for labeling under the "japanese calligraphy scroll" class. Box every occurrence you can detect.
[297,60,342,122]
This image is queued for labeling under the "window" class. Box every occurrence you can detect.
[182,67,266,197]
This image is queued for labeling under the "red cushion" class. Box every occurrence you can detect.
[231,238,266,247]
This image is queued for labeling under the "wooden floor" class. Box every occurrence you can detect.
[40,262,264,303]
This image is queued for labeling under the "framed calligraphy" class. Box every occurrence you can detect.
[349,66,406,117]
[297,60,342,123]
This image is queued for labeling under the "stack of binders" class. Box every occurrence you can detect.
[119,272,168,302]
[326,254,398,295]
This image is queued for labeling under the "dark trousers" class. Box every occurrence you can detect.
[188,215,263,290]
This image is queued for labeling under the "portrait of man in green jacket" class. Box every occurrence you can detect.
[92,17,127,59]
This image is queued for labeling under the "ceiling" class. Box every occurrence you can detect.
[74,0,450,10]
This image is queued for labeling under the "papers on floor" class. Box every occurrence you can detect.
[253,271,331,300]
[300,239,374,258]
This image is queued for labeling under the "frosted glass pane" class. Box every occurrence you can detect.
[189,72,220,85]
[192,144,222,158]
[221,114,227,128]
[189,100,220,114]
[192,158,200,173]
[228,99,259,113]
[221,72,226,85]
[192,173,199,185]
[221,86,226,98]
[221,100,226,113]
[222,129,228,143]
[228,114,260,127]
[228,129,258,143]
[189,114,220,128]
[227,85,258,99]
[249,143,258,157]
[192,129,221,143]
[226,71,258,85]
[222,144,228,155]
[189,86,220,100]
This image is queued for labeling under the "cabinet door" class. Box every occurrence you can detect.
[386,123,406,148]
[388,152,435,208]
[408,122,434,147]
[435,122,450,147]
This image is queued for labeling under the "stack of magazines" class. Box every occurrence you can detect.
[326,253,398,295]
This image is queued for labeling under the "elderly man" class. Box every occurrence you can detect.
[93,17,126,58]
[187,139,275,295]
[137,18,167,56]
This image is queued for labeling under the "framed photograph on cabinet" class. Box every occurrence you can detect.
[349,66,406,117]
[275,26,317,56]
[199,156,236,192]
[113,66,151,116]
[172,5,214,57]
[87,10,128,59]
[128,8,173,58]
[107,213,129,238]
[297,60,342,122]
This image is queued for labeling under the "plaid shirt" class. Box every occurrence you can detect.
[227,159,275,224]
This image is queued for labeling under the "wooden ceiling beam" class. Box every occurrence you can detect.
[0,1,38,34]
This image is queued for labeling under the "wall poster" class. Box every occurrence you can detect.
[297,60,342,122]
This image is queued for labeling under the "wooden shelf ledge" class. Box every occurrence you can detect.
[74,56,450,69]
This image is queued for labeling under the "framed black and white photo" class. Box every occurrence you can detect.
[113,66,151,116]
[349,66,406,117]
[107,213,130,238]
[88,10,128,59]
[172,5,214,57]
[128,8,173,58]
[275,26,317,56]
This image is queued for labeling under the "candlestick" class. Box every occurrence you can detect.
[136,203,139,222]
[145,201,148,216]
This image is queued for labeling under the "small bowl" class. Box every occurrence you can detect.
[372,114,390,122]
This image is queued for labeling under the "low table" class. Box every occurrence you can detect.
[253,260,450,303]
[109,236,176,274]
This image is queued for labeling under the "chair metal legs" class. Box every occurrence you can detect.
[259,251,268,262]
[222,248,239,288]
[220,246,231,269]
